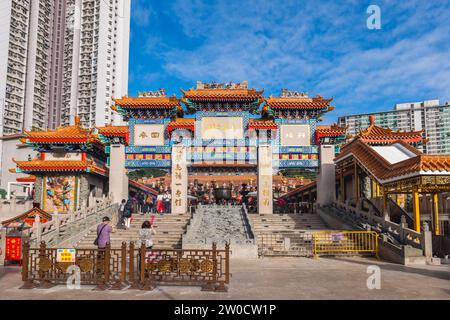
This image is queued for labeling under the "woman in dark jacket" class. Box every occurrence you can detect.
[123,198,133,228]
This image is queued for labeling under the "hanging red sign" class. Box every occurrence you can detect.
[5,237,22,261]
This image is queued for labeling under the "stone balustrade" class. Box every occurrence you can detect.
[330,201,425,251]
[27,197,118,247]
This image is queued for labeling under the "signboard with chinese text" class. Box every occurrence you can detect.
[134,124,165,146]
[44,152,82,161]
[331,233,345,241]
[201,117,244,140]
[56,248,76,263]
[280,124,311,146]
[5,237,22,261]
[258,145,273,214]
[171,145,187,214]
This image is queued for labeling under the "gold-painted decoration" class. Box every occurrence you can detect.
[38,257,52,272]
[76,258,93,272]
[200,259,214,273]
[145,262,158,271]
[56,262,71,273]
[178,259,192,273]
[158,259,172,272]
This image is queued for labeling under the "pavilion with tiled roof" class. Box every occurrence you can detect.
[354,115,426,146]
[11,116,109,213]
[335,137,450,234]
[20,116,93,146]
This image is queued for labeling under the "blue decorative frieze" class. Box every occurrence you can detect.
[275,159,319,168]
[187,152,256,161]
[131,118,167,124]
[191,138,251,147]
[125,146,172,154]
[273,146,319,154]
[125,159,171,168]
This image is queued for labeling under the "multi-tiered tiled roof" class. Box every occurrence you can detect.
[112,95,180,109]
[20,116,93,145]
[97,124,129,144]
[315,124,347,144]
[181,81,264,102]
[12,159,107,176]
[248,118,278,130]
[166,118,196,134]
[355,115,425,145]
[265,90,334,111]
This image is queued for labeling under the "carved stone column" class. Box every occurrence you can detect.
[257,145,273,214]
[171,145,187,214]
[109,144,128,205]
[317,145,336,206]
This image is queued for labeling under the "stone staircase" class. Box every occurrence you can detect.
[248,213,330,256]
[182,204,258,258]
[75,213,191,249]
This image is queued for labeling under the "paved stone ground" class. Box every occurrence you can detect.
[1,257,449,300]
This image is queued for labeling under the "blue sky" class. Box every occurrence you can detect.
[128,0,450,123]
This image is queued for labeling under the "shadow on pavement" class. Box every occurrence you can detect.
[322,256,450,282]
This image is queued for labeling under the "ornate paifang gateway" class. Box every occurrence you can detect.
[103,82,346,170]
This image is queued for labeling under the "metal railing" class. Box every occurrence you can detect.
[21,241,230,292]
[257,231,314,257]
[313,231,378,258]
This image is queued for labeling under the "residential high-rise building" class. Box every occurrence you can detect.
[0,0,130,192]
[61,0,130,128]
[338,100,450,154]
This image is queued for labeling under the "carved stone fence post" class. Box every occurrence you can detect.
[399,216,407,243]
[421,222,432,260]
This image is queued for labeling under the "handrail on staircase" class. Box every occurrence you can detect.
[27,197,119,247]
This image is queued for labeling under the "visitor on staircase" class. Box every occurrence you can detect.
[117,199,126,229]
[95,216,113,249]
[123,198,133,229]
[139,220,157,249]
[143,194,153,214]
[138,192,145,215]
[156,193,164,213]
[163,190,171,213]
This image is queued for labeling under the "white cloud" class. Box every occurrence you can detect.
[136,0,450,122]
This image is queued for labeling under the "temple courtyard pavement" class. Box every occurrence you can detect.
[1,256,449,300]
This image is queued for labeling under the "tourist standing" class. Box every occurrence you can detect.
[123,198,133,228]
[163,190,171,213]
[139,220,157,249]
[117,199,126,229]
[138,192,145,215]
[144,194,153,214]
[95,217,113,249]
[156,193,164,214]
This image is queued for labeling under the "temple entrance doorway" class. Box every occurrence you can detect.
[187,163,258,211]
